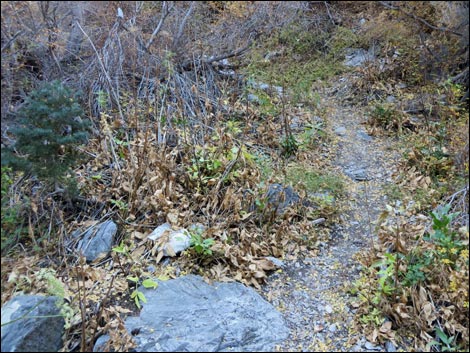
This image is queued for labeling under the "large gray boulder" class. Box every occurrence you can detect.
[1,295,65,352]
[94,275,289,352]
[75,220,117,262]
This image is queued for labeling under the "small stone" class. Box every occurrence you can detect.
[365,341,379,350]
[335,126,347,136]
[357,130,373,142]
[148,223,172,241]
[266,256,285,268]
[385,340,397,352]
[325,305,333,314]
[247,93,260,103]
[314,324,324,333]
[328,323,337,333]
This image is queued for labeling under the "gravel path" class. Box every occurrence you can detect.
[260,79,401,352]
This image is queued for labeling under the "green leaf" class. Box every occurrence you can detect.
[142,279,158,289]
[134,296,141,309]
[137,291,147,304]
[112,245,126,253]
[127,276,139,283]
[435,327,451,344]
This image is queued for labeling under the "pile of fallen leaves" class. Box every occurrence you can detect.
[350,89,469,351]
[351,178,468,351]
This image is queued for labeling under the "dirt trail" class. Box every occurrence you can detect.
[261,79,401,352]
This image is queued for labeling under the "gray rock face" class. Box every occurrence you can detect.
[94,275,289,352]
[265,184,301,214]
[344,48,375,67]
[147,223,191,256]
[76,220,116,262]
[1,295,65,352]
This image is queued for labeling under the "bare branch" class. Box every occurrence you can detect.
[74,21,124,123]
[1,30,23,52]
[145,1,174,51]
[172,1,196,54]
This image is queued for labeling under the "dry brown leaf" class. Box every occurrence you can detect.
[379,321,392,333]
[156,251,164,264]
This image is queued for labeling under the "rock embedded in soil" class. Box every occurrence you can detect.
[147,223,191,256]
[74,220,116,262]
[95,275,289,352]
[1,295,65,352]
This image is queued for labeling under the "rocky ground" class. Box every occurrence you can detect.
[259,78,403,352]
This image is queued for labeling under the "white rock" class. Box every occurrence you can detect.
[148,223,172,241]
[148,223,191,256]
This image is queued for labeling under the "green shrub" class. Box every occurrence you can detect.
[2,81,90,186]
[1,166,26,254]
[189,228,215,257]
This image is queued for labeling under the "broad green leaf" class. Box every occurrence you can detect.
[137,291,147,303]
[142,279,158,289]
[127,276,139,283]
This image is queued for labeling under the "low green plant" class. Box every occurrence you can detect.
[371,253,397,301]
[189,228,215,256]
[426,326,461,352]
[35,268,76,329]
[402,249,431,287]
[368,103,398,132]
[246,88,279,117]
[113,137,129,159]
[359,307,385,326]
[110,199,128,212]
[225,120,242,136]
[297,120,325,149]
[126,276,158,309]
[113,243,160,309]
[188,147,223,188]
[425,204,465,268]
[253,153,274,182]
[285,164,344,197]
[112,241,132,257]
[280,134,299,157]
[1,166,27,254]
[329,26,360,58]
